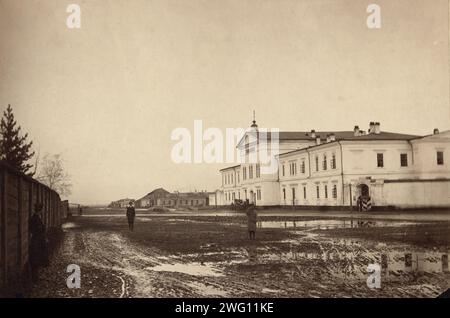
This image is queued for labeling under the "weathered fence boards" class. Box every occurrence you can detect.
[0,161,62,293]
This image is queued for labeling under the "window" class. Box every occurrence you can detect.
[256,164,260,178]
[282,164,285,176]
[323,155,327,170]
[331,154,336,169]
[377,153,384,167]
[232,193,235,201]
[283,188,286,200]
[249,165,253,179]
[256,189,261,200]
[243,167,247,180]
[400,153,408,167]
[303,186,306,199]
[332,184,337,199]
[324,185,328,199]
[292,188,296,200]
[315,156,319,171]
[301,160,306,174]
[316,186,320,199]
[290,162,297,175]
[437,151,444,165]
[237,173,240,183]
[231,174,234,184]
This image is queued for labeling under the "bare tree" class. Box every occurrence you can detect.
[37,153,72,197]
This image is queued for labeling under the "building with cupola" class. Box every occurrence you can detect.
[219,120,450,209]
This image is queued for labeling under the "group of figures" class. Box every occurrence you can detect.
[124,200,257,239]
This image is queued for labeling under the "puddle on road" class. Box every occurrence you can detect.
[257,220,415,230]
[62,222,78,230]
[147,262,224,277]
[186,281,228,296]
[234,239,450,280]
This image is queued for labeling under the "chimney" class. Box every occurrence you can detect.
[315,136,321,145]
[374,122,381,134]
[369,122,375,134]
[353,125,360,137]
[310,129,316,138]
[329,133,336,141]
[433,128,440,135]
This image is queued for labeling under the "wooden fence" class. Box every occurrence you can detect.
[0,161,62,293]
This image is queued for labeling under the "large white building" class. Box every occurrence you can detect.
[219,121,450,209]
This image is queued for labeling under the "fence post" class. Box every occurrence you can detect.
[17,177,23,271]
[1,170,8,287]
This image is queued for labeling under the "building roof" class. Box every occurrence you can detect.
[219,165,241,172]
[254,130,419,141]
[136,188,170,201]
[278,131,421,157]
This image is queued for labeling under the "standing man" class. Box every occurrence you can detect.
[246,204,257,240]
[126,201,136,231]
[29,203,48,283]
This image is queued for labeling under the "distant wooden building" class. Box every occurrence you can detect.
[135,188,170,208]
[109,198,135,208]
[135,188,212,208]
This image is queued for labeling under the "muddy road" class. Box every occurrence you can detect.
[28,209,450,298]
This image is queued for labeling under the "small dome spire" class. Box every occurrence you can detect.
[250,110,258,128]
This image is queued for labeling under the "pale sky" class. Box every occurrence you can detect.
[0,0,449,204]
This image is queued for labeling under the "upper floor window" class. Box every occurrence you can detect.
[331,154,336,169]
[237,173,240,183]
[290,162,297,175]
[282,164,285,177]
[303,186,307,199]
[282,188,286,200]
[322,155,327,170]
[377,153,384,168]
[324,185,328,199]
[400,153,408,167]
[243,167,247,180]
[231,174,234,184]
[315,156,319,171]
[256,164,261,178]
[316,185,320,199]
[301,160,306,174]
[249,165,253,179]
[437,151,444,165]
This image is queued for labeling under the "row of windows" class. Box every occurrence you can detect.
[243,164,261,181]
[282,184,338,201]
[161,199,202,205]
[376,151,444,168]
[282,154,337,177]
[224,189,262,201]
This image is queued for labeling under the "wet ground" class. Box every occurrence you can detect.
[28,209,450,298]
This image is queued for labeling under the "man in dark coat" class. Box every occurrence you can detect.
[126,201,136,231]
[246,204,257,240]
[29,203,48,282]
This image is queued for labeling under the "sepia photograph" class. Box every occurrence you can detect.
[0,0,449,306]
